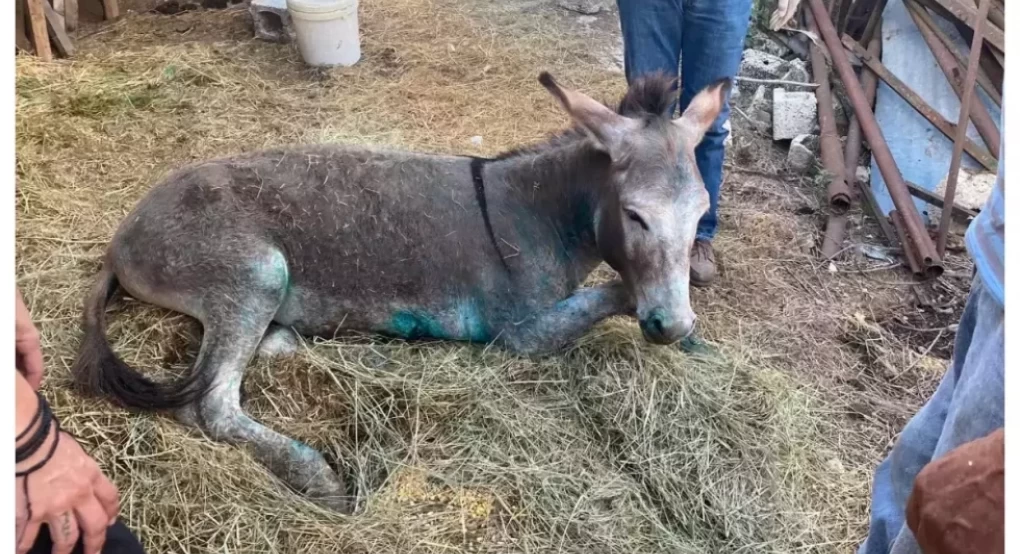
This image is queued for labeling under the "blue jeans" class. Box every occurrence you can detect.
[857,276,1004,554]
[617,0,752,241]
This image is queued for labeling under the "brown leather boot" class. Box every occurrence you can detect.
[690,239,717,287]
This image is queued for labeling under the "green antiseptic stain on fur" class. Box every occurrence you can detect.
[457,301,492,343]
[388,310,449,340]
[388,302,492,343]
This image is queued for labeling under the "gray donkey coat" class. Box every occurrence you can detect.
[73,72,729,512]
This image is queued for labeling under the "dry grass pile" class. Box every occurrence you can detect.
[14,0,965,552]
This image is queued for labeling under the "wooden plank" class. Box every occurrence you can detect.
[66,0,78,32]
[102,0,119,20]
[16,0,34,54]
[52,0,65,30]
[842,34,998,172]
[43,0,75,58]
[26,0,52,62]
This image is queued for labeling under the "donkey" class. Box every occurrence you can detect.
[72,72,728,512]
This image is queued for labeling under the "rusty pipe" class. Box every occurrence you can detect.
[860,184,899,246]
[907,0,1000,158]
[937,0,992,257]
[807,0,943,271]
[843,35,997,172]
[844,28,882,199]
[821,215,848,259]
[906,0,1001,106]
[807,9,851,213]
[889,210,925,277]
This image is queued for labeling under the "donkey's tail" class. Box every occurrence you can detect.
[71,264,208,410]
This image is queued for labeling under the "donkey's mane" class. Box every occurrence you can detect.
[489,72,678,161]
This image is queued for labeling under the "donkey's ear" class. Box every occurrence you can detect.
[674,78,731,144]
[539,72,634,151]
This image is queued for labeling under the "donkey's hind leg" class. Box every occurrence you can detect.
[194,315,351,513]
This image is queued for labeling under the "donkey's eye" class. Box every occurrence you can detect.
[625,209,650,231]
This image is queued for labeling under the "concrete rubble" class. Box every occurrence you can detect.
[251,0,295,43]
[772,88,817,141]
[787,134,819,172]
[929,167,995,228]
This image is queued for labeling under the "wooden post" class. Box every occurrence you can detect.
[52,0,65,29]
[66,0,79,32]
[103,0,119,20]
[26,0,53,62]
[44,1,75,57]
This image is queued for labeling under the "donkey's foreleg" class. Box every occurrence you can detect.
[499,280,635,355]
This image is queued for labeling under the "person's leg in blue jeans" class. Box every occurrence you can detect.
[857,277,1004,554]
[616,0,752,286]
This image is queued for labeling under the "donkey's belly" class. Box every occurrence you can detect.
[274,285,497,343]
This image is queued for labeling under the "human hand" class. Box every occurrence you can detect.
[770,0,803,31]
[906,427,1004,554]
[16,428,121,554]
[16,290,45,390]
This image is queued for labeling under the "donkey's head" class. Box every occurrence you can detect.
[539,72,729,344]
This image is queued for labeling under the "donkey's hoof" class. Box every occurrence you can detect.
[256,325,300,358]
[309,491,355,514]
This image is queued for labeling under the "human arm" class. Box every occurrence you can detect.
[906,427,1004,554]
[16,289,45,390]
[15,371,121,554]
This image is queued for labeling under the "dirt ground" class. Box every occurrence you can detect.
[15,1,972,552]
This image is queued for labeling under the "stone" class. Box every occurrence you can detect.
[251,0,294,43]
[756,37,790,58]
[788,134,819,172]
[739,49,788,81]
[780,60,810,84]
[855,165,870,185]
[772,88,818,141]
[469,135,484,146]
[748,85,772,132]
[929,167,996,227]
[557,0,606,15]
[723,119,733,147]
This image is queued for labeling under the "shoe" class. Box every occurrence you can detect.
[690,239,717,287]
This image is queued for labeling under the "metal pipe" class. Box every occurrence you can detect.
[860,183,899,246]
[889,210,925,276]
[807,0,942,271]
[821,215,848,258]
[860,0,889,46]
[843,35,997,171]
[937,0,991,257]
[906,0,1000,106]
[923,0,1003,51]
[844,28,882,200]
[906,180,980,220]
[906,0,1000,158]
[807,9,852,213]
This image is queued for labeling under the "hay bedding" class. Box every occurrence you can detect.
[14,1,967,552]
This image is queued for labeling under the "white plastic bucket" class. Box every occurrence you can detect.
[287,0,361,67]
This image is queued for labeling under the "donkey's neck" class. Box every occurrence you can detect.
[485,137,609,277]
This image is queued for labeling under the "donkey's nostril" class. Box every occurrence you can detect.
[640,308,672,342]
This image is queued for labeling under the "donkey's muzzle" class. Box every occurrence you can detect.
[639,307,695,345]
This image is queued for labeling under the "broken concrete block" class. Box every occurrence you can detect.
[929,167,996,227]
[251,0,294,43]
[787,134,819,172]
[748,85,772,132]
[772,88,817,141]
[739,49,788,81]
[780,60,810,84]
